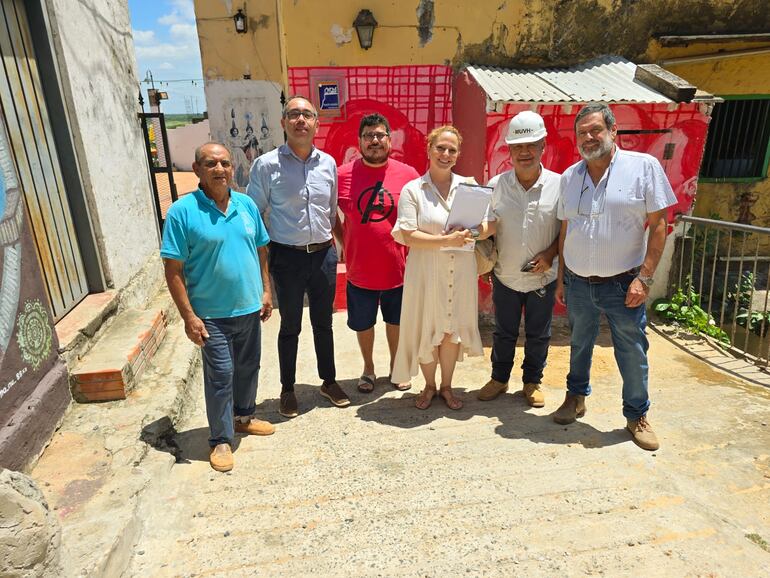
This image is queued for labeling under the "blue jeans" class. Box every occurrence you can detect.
[201,311,262,447]
[491,275,555,384]
[563,269,650,420]
[269,242,337,391]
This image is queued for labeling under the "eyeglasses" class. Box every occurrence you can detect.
[577,163,611,217]
[284,109,317,121]
[361,131,389,141]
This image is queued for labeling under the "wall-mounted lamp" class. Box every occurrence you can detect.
[148,88,169,106]
[353,9,377,50]
[234,9,247,34]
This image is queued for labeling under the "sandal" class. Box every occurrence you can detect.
[357,373,376,393]
[388,374,412,391]
[439,387,463,411]
[415,386,437,410]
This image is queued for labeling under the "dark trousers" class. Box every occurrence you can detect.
[269,242,337,391]
[491,275,556,384]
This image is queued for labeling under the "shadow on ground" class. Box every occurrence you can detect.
[140,416,244,464]
[355,389,629,449]
[141,376,405,464]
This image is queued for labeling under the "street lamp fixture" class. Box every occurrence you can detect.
[353,9,377,50]
[234,9,247,34]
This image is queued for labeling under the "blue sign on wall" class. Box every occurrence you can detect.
[318,82,340,111]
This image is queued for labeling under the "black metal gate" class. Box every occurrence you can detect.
[138,111,178,229]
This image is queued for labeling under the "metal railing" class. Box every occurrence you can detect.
[670,215,770,367]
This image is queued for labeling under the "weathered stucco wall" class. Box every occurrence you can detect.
[46,0,159,290]
[648,40,770,226]
[197,0,770,72]
[195,0,284,84]
[204,80,284,191]
[167,119,210,172]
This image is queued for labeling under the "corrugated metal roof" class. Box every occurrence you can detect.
[467,56,673,105]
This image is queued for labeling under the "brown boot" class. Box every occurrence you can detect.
[235,417,275,436]
[477,378,509,401]
[209,443,233,472]
[522,383,545,407]
[552,392,586,424]
[626,415,660,451]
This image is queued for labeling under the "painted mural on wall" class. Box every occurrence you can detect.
[205,80,284,191]
[0,116,59,423]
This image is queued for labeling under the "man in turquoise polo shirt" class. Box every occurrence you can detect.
[161,142,274,473]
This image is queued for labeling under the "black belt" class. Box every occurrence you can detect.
[272,239,332,254]
[568,267,639,284]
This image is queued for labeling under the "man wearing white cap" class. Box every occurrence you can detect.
[477,111,561,407]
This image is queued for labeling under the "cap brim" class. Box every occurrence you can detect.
[504,133,546,145]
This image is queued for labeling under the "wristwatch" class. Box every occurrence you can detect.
[470,228,480,239]
[637,274,654,288]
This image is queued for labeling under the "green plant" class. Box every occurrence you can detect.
[654,283,730,345]
[735,309,770,337]
[728,270,754,310]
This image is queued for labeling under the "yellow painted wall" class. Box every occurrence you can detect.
[194,0,284,84]
[195,1,770,85]
[647,40,770,225]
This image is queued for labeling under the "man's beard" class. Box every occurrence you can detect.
[362,146,389,165]
[579,136,614,161]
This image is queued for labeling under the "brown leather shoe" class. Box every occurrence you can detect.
[552,392,586,424]
[279,391,298,418]
[522,383,545,407]
[477,378,509,401]
[209,443,233,472]
[235,417,275,436]
[320,381,350,407]
[626,415,660,451]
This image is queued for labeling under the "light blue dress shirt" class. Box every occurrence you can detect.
[247,144,337,245]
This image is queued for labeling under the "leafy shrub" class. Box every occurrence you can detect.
[653,284,730,345]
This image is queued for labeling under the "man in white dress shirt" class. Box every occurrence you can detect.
[477,111,560,408]
[554,103,676,451]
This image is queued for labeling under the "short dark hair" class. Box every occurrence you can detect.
[359,113,391,137]
[194,142,232,164]
[282,95,317,118]
[574,103,616,131]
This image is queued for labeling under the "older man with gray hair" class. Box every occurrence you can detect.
[478,111,560,408]
[554,103,676,451]
[162,142,275,473]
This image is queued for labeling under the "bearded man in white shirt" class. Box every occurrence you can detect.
[477,111,560,408]
[554,103,676,451]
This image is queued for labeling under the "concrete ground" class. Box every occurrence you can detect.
[125,311,770,578]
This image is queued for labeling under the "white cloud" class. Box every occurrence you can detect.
[170,0,195,21]
[169,23,198,43]
[136,43,196,61]
[156,62,174,70]
[132,28,157,45]
[158,0,195,26]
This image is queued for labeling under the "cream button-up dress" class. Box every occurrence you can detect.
[390,172,484,383]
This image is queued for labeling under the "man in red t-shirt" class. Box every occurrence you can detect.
[336,113,420,393]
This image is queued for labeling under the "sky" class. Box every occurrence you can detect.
[128,0,206,115]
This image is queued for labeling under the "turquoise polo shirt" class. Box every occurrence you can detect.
[160,188,270,319]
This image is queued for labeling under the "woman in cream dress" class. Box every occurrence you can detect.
[391,126,485,410]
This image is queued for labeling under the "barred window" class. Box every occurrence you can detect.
[700,98,770,180]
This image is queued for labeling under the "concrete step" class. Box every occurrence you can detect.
[71,308,168,402]
[55,291,120,370]
[30,300,201,577]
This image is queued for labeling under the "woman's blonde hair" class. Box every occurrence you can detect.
[426,125,463,149]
